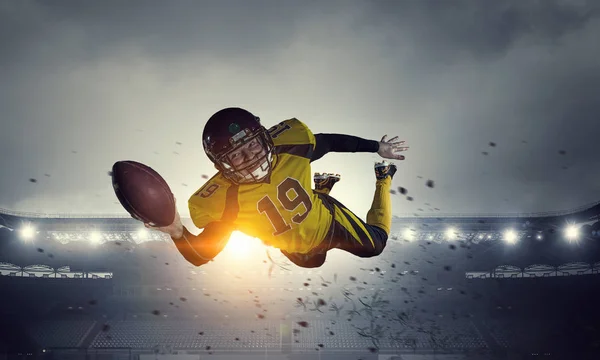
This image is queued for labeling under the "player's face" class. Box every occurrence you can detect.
[227,138,266,172]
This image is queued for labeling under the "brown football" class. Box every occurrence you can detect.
[111,160,175,227]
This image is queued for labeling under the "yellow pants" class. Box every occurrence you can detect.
[315,176,392,252]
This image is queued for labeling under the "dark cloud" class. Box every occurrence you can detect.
[0,0,599,215]
[360,0,599,62]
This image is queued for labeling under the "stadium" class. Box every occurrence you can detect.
[1,200,599,360]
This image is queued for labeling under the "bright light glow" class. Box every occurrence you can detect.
[403,229,413,240]
[503,229,517,244]
[478,234,484,239]
[20,224,35,240]
[445,228,457,240]
[137,228,149,240]
[536,234,543,240]
[223,231,260,257]
[565,225,579,241]
[90,232,101,244]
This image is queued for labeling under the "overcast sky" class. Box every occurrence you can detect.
[1,0,599,220]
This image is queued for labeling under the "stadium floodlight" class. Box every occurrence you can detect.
[536,233,543,240]
[89,232,101,244]
[478,234,484,240]
[565,225,579,242]
[137,228,149,240]
[503,229,517,244]
[445,228,457,240]
[19,224,36,240]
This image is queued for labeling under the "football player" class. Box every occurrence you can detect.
[146,108,408,268]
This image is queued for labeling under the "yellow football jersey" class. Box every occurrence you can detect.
[188,118,333,254]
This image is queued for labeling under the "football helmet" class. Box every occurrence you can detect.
[202,107,274,184]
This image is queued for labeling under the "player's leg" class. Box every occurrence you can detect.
[326,161,396,257]
[313,173,341,195]
[280,249,327,268]
[366,161,395,234]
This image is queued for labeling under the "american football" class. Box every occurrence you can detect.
[111,160,175,227]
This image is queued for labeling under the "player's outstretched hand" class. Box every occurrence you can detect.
[377,135,409,160]
[143,197,184,239]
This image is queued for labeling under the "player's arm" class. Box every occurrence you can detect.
[171,221,234,266]
[310,133,380,162]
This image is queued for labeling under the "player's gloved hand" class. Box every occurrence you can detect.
[143,197,184,239]
[377,135,409,160]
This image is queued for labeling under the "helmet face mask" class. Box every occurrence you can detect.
[203,108,274,184]
[214,131,274,184]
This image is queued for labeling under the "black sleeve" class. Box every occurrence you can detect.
[311,133,380,162]
[172,221,234,266]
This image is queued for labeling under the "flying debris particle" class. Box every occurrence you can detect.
[182,183,188,187]
[37,248,44,253]
[235,337,240,341]
[417,175,423,179]
[558,150,566,155]
[152,310,160,316]
[449,244,456,250]
[297,321,309,328]
[368,347,378,353]
[71,150,78,154]
[317,344,324,348]
[391,264,396,268]
[179,297,187,302]
[406,196,413,201]
[198,332,204,335]
[482,151,489,155]
[48,254,54,258]
[398,187,407,195]
[489,142,496,147]
[176,142,182,145]
[257,314,265,319]
[165,263,169,266]
[426,180,434,188]
[444,265,452,271]
[29,178,37,183]
[328,331,335,335]
[205,346,211,351]
[375,267,380,272]
[88,300,97,305]
[107,171,113,177]
[389,189,397,195]
[349,276,357,281]
[201,174,209,179]
[102,324,110,332]
[303,283,309,287]
[44,174,51,177]
[173,151,179,155]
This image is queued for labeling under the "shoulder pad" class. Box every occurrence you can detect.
[188,175,229,229]
[267,118,316,147]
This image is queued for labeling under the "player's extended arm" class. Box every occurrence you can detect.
[171,221,234,266]
[311,133,380,162]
